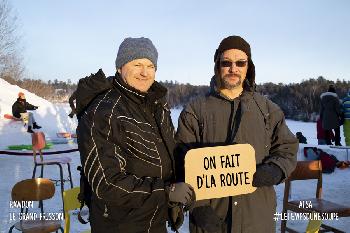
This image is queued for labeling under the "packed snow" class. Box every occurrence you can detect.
[0,78,349,233]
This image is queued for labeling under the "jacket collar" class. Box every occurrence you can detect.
[209,75,254,102]
[113,73,167,106]
[320,91,338,99]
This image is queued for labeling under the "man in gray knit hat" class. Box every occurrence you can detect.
[115,37,159,93]
[76,37,194,233]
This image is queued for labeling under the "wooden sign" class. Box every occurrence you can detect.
[185,144,256,200]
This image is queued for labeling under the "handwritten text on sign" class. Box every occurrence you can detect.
[185,144,256,200]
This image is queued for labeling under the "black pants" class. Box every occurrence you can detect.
[324,127,341,145]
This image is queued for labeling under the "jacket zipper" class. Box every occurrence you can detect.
[147,205,159,233]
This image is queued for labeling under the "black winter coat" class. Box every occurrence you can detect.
[320,92,341,130]
[12,98,36,118]
[76,70,176,233]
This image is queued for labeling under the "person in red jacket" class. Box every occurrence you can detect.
[317,116,334,145]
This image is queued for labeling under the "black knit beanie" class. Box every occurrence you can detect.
[214,36,255,92]
[214,36,251,61]
[328,85,336,93]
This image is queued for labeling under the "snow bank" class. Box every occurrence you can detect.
[0,78,77,149]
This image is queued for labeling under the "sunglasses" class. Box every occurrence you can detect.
[220,60,248,68]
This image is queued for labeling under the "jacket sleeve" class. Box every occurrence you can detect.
[69,91,77,112]
[336,98,341,116]
[12,103,20,118]
[78,108,167,208]
[25,101,36,110]
[264,103,299,183]
[175,104,212,207]
[175,104,201,182]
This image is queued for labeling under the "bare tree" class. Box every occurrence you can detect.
[0,0,24,82]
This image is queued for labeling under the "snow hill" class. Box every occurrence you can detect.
[0,78,78,149]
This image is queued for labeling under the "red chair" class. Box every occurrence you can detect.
[31,132,74,212]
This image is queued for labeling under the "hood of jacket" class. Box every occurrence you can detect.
[320,91,338,99]
[75,69,113,116]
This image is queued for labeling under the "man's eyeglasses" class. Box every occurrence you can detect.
[220,60,248,68]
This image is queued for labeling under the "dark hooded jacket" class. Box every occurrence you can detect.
[12,98,36,118]
[76,69,176,233]
[175,76,298,233]
[320,91,341,130]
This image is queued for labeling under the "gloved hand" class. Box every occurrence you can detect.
[191,206,223,233]
[34,106,38,110]
[252,163,283,187]
[184,187,196,211]
[168,204,184,232]
[168,182,194,205]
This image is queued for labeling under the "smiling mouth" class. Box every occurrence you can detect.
[135,78,149,81]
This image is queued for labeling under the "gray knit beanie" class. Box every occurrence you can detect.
[115,37,158,70]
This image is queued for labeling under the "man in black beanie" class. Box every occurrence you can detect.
[76,37,194,233]
[175,36,298,232]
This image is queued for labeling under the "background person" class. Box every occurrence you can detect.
[320,85,342,146]
[12,92,41,133]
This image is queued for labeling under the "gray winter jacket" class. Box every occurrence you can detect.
[175,83,298,233]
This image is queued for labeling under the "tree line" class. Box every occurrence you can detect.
[164,77,350,122]
[4,75,349,122]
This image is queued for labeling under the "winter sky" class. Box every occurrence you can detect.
[11,0,350,85]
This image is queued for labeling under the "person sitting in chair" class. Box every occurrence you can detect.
[12,92,42,133]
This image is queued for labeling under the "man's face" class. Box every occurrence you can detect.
[19,95,25,100]
[118,58,156,93]
[219,49,248,90]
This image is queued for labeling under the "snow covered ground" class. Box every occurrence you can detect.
[0,79,349,232]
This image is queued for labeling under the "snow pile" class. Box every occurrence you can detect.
[0,78,77,149]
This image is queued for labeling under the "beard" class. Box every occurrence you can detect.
[221,73,242,90]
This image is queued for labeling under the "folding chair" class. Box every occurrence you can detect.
[306,219,322,233]
[31,132,74,212]
[8,178,64,233]
[63,187,90,233]
[281,160,350,233]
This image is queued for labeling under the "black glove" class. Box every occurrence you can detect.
[191,206,223,233]
[34,106,38,110]
[68,113,74,118]
[168,204,184,232]
[168,182,193,205]
[252,163,283,187]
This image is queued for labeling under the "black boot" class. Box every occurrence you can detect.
[33,122,42,129]
[27,126,34,133]
[334,128,341,146]
[335,140,342,146]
